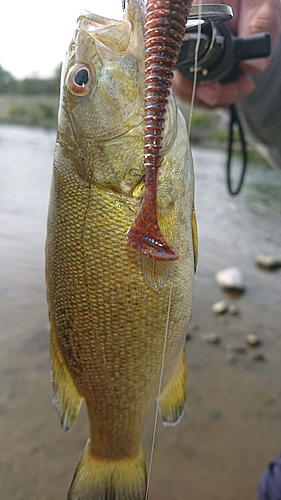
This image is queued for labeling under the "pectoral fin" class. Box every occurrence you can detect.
[159,348,186,425]
[140,205,176,291]
[50,327,83,431]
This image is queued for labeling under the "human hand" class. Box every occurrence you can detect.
[173,0,281,108]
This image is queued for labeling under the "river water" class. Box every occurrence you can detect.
[0,123,280,341]
[1,123,281,500]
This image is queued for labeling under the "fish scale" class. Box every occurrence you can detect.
[48,165,192,416]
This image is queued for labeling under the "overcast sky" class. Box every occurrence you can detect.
[1,0,124,79]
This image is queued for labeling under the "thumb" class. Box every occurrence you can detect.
[238,0,281,73]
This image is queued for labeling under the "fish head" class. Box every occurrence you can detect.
[57,0,147,191]
[57,0,177,195]
[58,1,145,173]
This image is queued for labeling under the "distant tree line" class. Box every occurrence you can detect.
[0,64,62,95]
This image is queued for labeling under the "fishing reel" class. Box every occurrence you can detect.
[176,4,272,197]
[176,4,271,83]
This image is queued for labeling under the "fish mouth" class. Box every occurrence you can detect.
[77,10,132,53]
[78,10,122,25]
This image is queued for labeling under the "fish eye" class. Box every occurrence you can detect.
[67,64,93,96]
[74,68,89,87]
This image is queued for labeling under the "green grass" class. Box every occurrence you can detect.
[0,98,58,128]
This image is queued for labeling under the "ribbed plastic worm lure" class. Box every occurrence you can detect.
[126,0,192,261]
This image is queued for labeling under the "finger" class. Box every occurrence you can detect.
[196,76,254,108]
[195,81,223,106]
[239,0,281,44]
[172,70,194,102]
[214,76,255,107]
[172,78,217,109]
[238,0,281,72]
[240,58,269,74]
[173,71,222,106]
[173,72,255,109]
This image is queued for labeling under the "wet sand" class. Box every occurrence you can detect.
[1,125,281,500]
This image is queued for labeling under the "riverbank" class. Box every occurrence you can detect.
[0,94,59,128]
[1,125,280,500]
[2,288,281,500]
[0,93,268,161]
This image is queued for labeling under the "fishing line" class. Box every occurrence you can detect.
[188,0,203,137]
[145,4,202,497]
[145,265,175,500]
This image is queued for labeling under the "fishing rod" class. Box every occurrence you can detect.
[176,3,271,195]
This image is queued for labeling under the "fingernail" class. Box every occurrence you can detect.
[243,58,269,73]
[196,85,219,106]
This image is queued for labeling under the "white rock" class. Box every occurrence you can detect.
[215,267,245,293]
[246,334,260,347]
[255,255,281,270]
[212,300,228,315]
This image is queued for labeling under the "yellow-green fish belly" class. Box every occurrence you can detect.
[46,162,193,457]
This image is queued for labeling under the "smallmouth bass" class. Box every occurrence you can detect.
[45,1,197,498]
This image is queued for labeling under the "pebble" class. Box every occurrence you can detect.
[201,333,221,345]
[212,300,228,315]
[246,334,260,347]
[249,351,265,362]
[255,254,281,270]
[215,267,245,293]
[211,301,240,316]
[228,304,239,315]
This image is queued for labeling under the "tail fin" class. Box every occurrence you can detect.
[68,440,147,500]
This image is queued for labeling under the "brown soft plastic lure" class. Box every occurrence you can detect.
[126,0,192,261]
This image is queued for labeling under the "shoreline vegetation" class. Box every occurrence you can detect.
[0,94,59,129]
[0,64,61,129]
[0,64,266,162]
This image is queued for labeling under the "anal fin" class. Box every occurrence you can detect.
[50,326,83,431]
[159,348,186,426]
